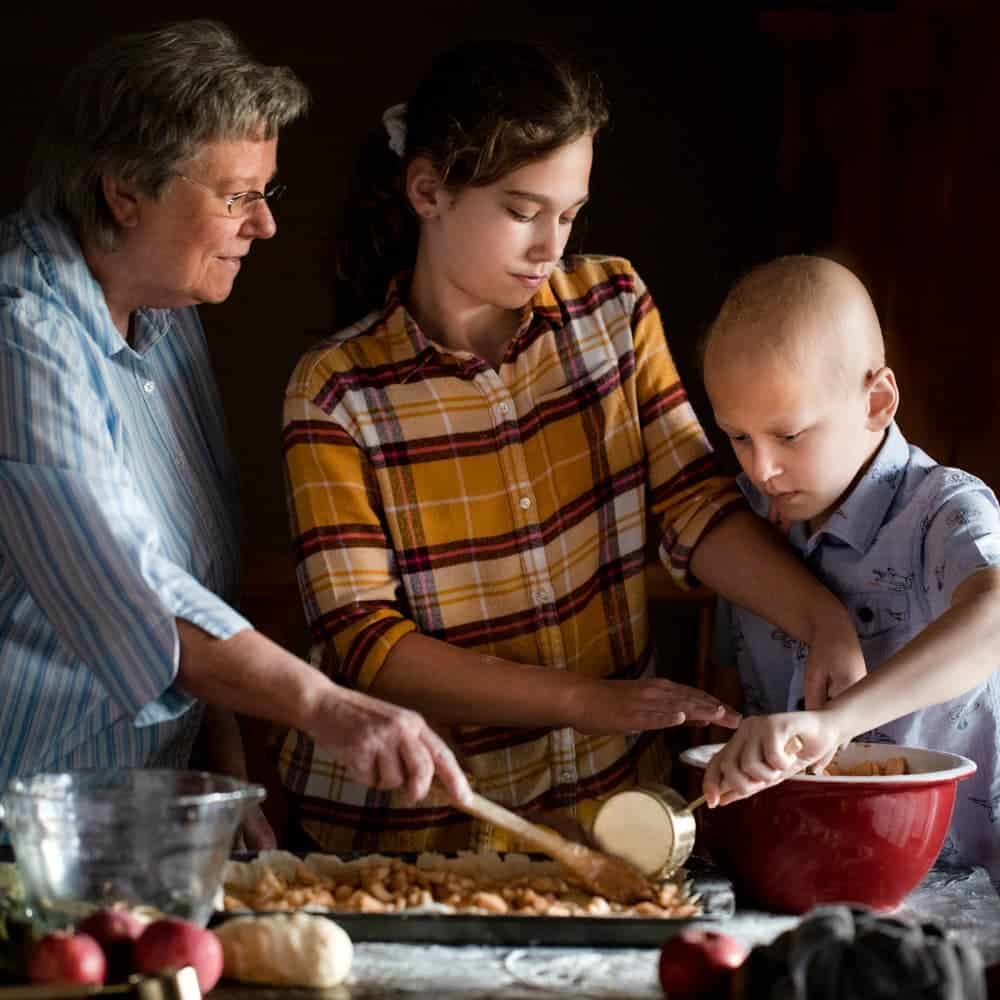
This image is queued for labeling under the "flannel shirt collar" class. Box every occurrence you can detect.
[378,272,558,378]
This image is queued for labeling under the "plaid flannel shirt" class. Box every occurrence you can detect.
[280,255,743,852]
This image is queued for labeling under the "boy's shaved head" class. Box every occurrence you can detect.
[703,254,899,535]
[704,255,884,391]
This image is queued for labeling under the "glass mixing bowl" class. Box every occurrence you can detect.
[0,769,264,928]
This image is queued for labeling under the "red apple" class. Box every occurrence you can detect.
[77,907,145,947]
[133,917,223,993]
[77,908,145,981]
[28,930,107,986]
[658,927,748,997]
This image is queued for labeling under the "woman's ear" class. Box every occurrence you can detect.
[101,175,141,229]
[865,366,899,431]
[405,157,446,220]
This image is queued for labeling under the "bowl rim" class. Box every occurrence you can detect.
[2,767,266,807]
[679,741,977,784]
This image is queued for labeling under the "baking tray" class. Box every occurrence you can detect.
[214,852,734,947]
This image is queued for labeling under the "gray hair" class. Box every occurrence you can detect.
[28,19,310,251]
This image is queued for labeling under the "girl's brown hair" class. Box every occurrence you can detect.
[333,39,609,326]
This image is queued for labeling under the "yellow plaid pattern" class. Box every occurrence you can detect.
[280,255,743,852]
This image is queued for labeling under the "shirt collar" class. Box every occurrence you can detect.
[815,422,910,553]
[19,209,174,359]
[378,272,556,375]
[738,422,911,556]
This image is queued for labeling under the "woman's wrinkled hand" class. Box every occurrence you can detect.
[309,687,473,807]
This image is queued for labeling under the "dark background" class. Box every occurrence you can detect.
[3,2,997,652]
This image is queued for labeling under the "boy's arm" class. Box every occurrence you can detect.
[690,509,866,707]
[822,566,1000,736]
[703,566,1000,804]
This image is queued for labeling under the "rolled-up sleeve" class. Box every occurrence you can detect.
[283,384,415,692]
[629,272,746,586]
[922,479,1000,621]
[0,302,249,723]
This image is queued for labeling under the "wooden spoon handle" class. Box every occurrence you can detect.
[456,791,574,860]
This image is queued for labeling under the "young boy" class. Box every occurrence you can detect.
[699,255,1000,881]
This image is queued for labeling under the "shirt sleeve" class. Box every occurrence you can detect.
[0,298,250,724]
[921,475,1000,621]
[629,268,746,585]
[283,384,415,692]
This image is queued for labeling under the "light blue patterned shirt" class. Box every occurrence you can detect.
[714,422,1000,879]
[0,208,251,790]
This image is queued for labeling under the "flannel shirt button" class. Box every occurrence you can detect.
[534,587,551,604]
[498,401,511,415]
[560,770,574,782]
[519,496,532,510]
[142,380,155,394]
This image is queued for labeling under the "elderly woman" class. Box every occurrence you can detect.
[0,20,470,841]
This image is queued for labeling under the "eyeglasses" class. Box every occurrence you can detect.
[172,173,286,217]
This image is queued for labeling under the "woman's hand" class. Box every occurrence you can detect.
[308,686,473,807]
[567,677,741,735]
[701,709,850,807]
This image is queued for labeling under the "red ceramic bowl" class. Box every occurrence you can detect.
[679,742,976,914]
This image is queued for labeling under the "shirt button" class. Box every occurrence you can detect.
[560,771,574,783]
[519,496,532,510]
[142,380,155,394]
[498,401,511,415]
[535,587,551,604]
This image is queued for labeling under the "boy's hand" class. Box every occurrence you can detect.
[702,710,849,807]
[802,619,868,708]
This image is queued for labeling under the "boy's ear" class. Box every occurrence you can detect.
[101,174,142,229]
[864,366,899,431]
[405,157,446,220]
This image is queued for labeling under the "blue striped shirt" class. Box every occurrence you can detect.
[0,208,251,788]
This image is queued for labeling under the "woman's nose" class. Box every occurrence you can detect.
[241,200,277,240]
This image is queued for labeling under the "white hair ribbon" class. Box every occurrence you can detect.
[382,102,407,158]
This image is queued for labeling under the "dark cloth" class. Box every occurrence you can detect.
[742,905,985,1000]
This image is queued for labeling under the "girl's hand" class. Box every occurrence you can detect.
[568,677,741,735]
[802,625,868,708]
[236,802,279,851]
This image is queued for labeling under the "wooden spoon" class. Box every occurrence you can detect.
[454,790,655,903]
